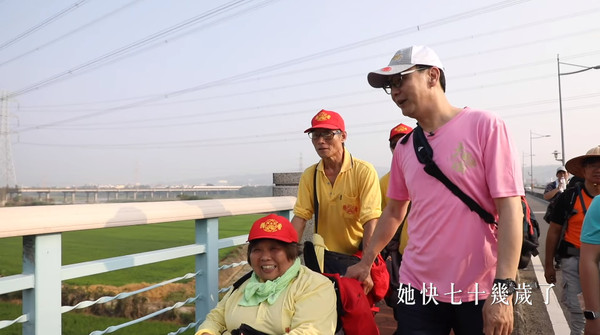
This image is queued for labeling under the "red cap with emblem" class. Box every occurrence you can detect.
[304,109,345,133]
[248,214,298,243]
[389,123,413,141]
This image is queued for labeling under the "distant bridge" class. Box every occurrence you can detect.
[2,186,243,204]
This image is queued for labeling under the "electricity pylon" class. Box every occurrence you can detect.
[0,92,17,187]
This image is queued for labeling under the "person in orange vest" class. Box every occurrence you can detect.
[545,146,600,335]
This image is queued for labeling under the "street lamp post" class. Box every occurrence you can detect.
[557,55,600,166]
[530,130,550,191]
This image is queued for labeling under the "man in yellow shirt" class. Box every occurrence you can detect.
[292,109,381,276]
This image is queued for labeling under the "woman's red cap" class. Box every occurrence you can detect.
[248,214,298,243]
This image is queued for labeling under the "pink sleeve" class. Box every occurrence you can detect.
[482,115,524,198]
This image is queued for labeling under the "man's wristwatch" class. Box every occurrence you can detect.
[584,310,600,320]
[493,278,517,295]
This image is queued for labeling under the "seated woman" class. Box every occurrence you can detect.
[195,214,337,335]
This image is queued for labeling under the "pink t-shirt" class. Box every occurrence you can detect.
[388,107,524,303]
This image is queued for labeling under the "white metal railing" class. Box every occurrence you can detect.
[0,196,296,335]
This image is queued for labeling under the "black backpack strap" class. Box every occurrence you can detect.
[411,126,497,225]
[303,240,322,273]
[577,184,588,215]
[313,164,319,232]
[399,129,414,145]
[232,271,253,292]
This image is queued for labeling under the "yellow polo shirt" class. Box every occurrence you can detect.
[196,266,336,335]
[380,171,409,254]
[294,148,382,255]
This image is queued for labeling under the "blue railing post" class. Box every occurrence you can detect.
[22,234,62,335]
[194,218,219,330]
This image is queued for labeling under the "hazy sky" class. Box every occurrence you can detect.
[1,0,599,187]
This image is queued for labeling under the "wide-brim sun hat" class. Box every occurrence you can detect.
[304,109,345,133]
[248,214,298,243]
[565,145,600,178]
[367,45,445,88]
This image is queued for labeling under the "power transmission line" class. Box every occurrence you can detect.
[12,10,600,115]
[11,68,600,133]
[0,0,91,51]
[7,0,536,132]
[0,0,143,68]
[17,101,600,150]
[11,4,600,113]
[1,0,277,101]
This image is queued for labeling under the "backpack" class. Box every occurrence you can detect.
[401,126,540,269]
[543,200,556,224]
[303,241,380,335]
[519,196,540,268]
[231,250,380,335]
[553,182,587,259]
[543,181,559,224]
[352,250,390,307]
[542,177,584,224]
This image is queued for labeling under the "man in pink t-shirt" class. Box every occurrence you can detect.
[346,46,524,335]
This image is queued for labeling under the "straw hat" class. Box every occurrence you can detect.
[565,145,600,178]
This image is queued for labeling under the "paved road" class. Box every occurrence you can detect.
[525,193,570,334]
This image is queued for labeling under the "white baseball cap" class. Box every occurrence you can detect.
[367,45,445,88]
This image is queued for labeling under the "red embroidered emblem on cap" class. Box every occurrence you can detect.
[260,219,282,233]
[315,111,331,121]
[381,67,392,72]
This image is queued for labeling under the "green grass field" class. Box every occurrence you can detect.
[0,213,263,333]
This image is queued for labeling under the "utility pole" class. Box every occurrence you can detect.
[0,92,17,187]
[557,55,600,166]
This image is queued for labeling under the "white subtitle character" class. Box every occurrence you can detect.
[491,282,510,305]
[444,283,463,305]
[539,283,556,305]
[467,283,486,305]
[398,283,415,305]
[422,283,439,305]
[515,282,533,305]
